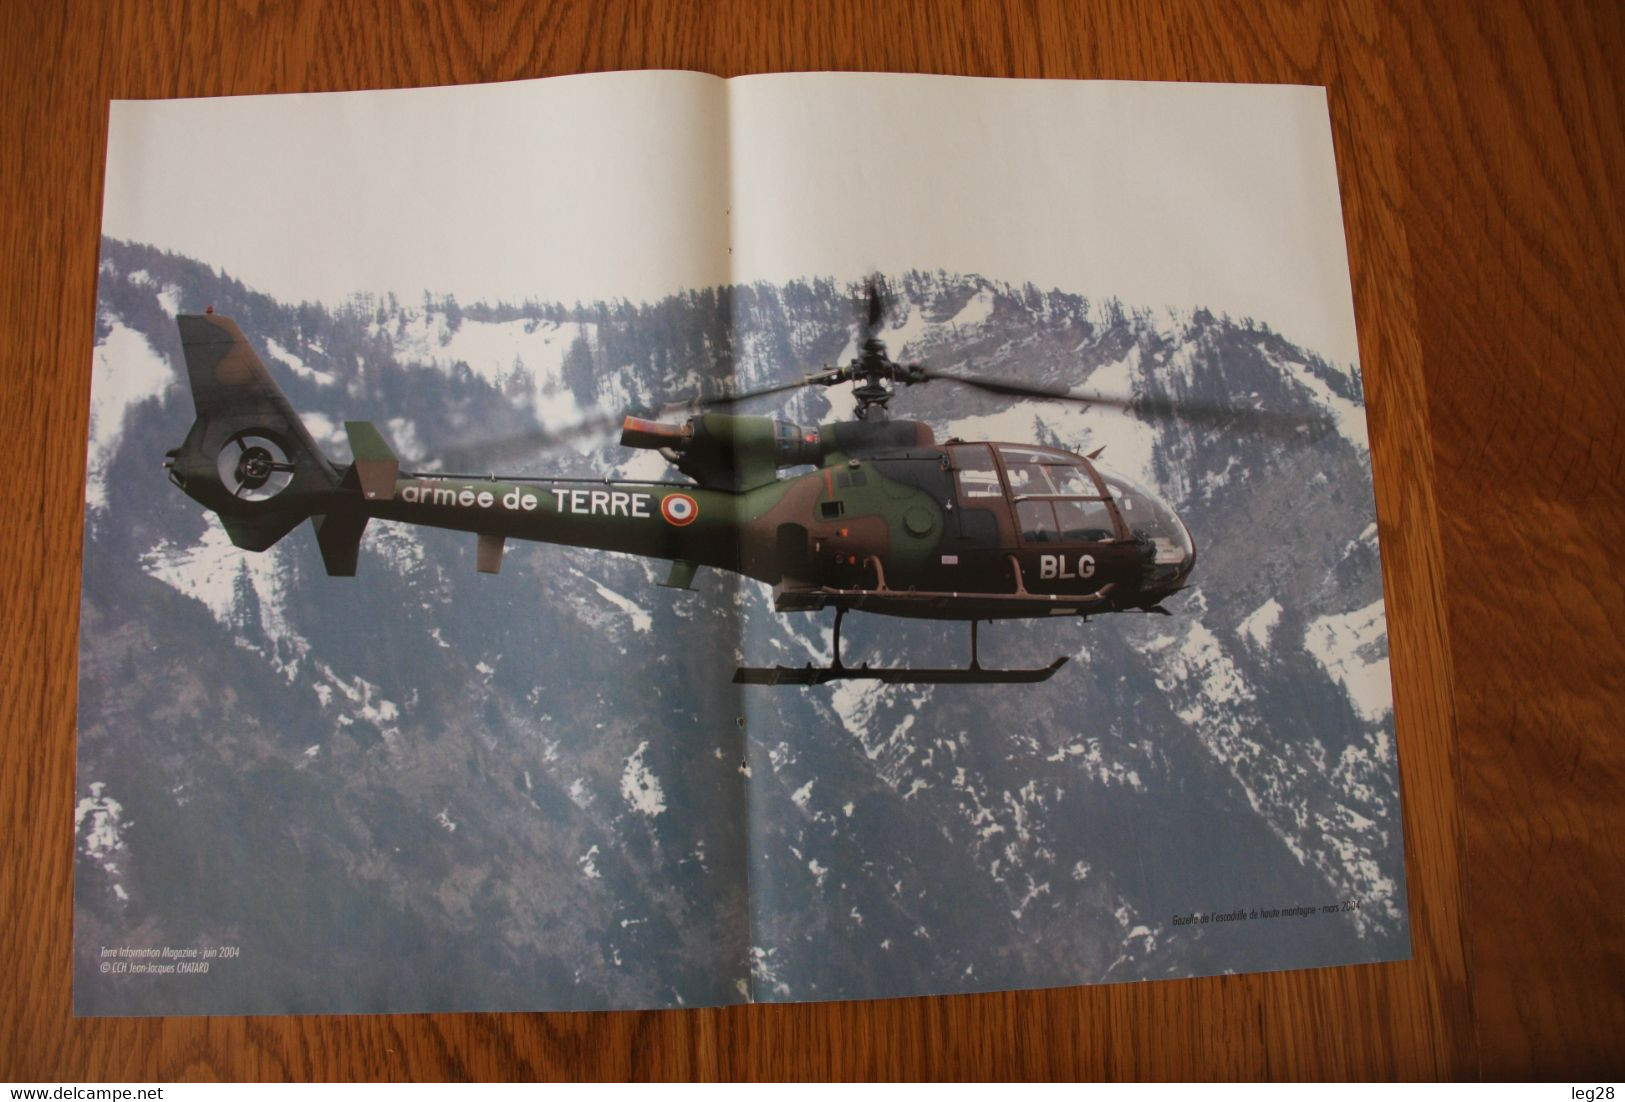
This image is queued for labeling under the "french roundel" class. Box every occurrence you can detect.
[661,493,699,526]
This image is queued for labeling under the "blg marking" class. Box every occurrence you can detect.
[1038,553,1096,580]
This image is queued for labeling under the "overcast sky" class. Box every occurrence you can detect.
[104,71,1361,365]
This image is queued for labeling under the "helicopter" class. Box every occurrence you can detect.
[162,285,1198,685]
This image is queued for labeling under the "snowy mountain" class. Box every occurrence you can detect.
[74,238,1402,1014]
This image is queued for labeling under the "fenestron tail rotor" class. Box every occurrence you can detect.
[217,432,297,501]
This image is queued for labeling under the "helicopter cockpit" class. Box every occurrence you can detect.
[949,443,1195,591]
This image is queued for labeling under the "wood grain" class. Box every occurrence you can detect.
[1382,1,1625,1079]
[2,0,1619,1081]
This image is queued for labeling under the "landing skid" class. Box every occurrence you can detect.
[733,610,1069,686]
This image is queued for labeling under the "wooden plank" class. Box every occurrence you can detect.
[1383,0,1625,1080]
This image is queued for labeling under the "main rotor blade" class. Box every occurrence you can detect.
[865,279,886,334]
[916,367,1121,405]
[426,371,840,472]
[916,367,1337,434]
[430,410,628,471]
[689,370,838,409]
[857,274,892,343]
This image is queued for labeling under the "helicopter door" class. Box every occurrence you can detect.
[776,521,811,584]
[946,443,1012,558]
[999,446,1123,594]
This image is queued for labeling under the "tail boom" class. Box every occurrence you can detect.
[165,314,771,581]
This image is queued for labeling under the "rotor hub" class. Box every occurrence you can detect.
[849,337,901,420]
[237,446,278,488]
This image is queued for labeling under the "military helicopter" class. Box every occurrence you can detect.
[163,284,1197,685]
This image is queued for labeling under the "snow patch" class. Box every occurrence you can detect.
[749,946,791,999]
[1273,352,1369,452]
[1072,348,1162,489]
[300,412,350,459]
[384,314,599,432]
[75,781,126,859]
[830,680,885,733]
[1238,598,1283,649]
[1011,878,1052,920]
[384,417,425,462]
[612,448,677,483]
[1303,600,1393,722]
[589,580,653,634]
[1165,621,1252,715]
[88,321,173,510]
[141,520,308,674]
[568,778,594,809]
[947,287,996,330]
[620,741,667,817]
[75,782,130,904]
[882,300,932,354]
[315,665,404,740]
[265,337,337,386]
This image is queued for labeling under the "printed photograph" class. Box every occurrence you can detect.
[76,73,1403,1014]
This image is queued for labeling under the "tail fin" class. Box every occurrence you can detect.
[309,422,400,576]
[165,314,348,553]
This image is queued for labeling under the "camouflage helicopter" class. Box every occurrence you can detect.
[164,286,1197,685]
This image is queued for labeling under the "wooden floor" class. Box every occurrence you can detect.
[2,0,1619,1082]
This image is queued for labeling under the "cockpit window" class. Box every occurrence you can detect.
[1099,470,1194,576]
[1016,500,1060,542]
[1004,461,1060,496]
[997,446,1102,498]
[997,446,1119,543]
[997,446,1058,466]
[1054,498,1117,542]
[949,444,1003,498]
[1048,465,1101,497]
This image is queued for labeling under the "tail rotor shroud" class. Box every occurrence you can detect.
[217,432,296,501]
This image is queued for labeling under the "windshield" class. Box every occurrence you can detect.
[1096,469,1194,583]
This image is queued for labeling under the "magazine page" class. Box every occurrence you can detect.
[74,69,1406,1016]
[724,74,1404,1001]
[76,71,758,1014]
